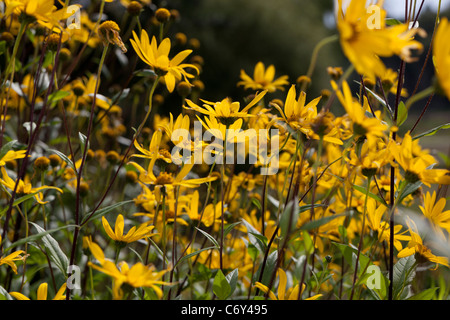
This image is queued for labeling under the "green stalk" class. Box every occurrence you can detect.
[350,175,372,300]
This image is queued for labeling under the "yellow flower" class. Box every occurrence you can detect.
[0,167,63,204]
[366,198,410,252]
[130,30,199,92]
[336,0,424,80]
[433,17,450,101]
[102,214,155,244]
[398,218,449,268]
[389,132,450,187]
[87,241,170,299]
[420,191,450,238]
[185,91,267,125]
[332,80,387,146]
[10,282,67,300]
[0,236,27,274]
[5,0,80,29]
[254,268,322,300]
[237,61,289,92]
[0,149,27,166]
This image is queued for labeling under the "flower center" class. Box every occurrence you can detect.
[155,172,174,185]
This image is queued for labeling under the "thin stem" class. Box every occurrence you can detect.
[302,34,339,92]
[350,176,372,300]
[67,43,109,300]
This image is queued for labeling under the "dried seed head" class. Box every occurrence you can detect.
[98,20,127,53]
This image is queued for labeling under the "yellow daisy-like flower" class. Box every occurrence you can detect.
[398,218,449,268]
[433,17,450,101]
[0,236,27,274]
[0,149,27,166]
[420,191,450,238]
[185,91,267,125]
[332,80,387,146]
[101,214,155,244]
[0,167,63,204]
[389,132,450,187]
[4,0,80,30]
[336,0,424,80]
[254,268,322,300]
[130,30,199,92]
[87,241,170,299]
[10,282,67,300]
[237,61,289,92]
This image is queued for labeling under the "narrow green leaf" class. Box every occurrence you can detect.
[386,18,402,25]
[195,227,220,248]
[48,148,76,172]
[4,224,77,253]
[30,222,70,276]
[300,212,346,231]
[174,246,217,268]
[413,123,450,140]
[223,221,241,238]
[407,287,438,300]
[241,219,265,254]
[352,184,388,206]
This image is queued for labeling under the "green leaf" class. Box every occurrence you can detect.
[174,246,217,268]
[30,222,70,276]
[48,148,76,172]
[393,255,416,300]
[397,180,422,205]
[251,197,262,210]
[397,101,408,127]
[223,221,241,238]
[80,200,134,225]
[354,80,393,118]
[279,200,298,239]
[78,132,89,155]
[412,123,450,140]
[254,250,278,286]
[333,242,371,277]
[407,287,438,300]
[0,285,13,300]
[300,212,346,232]
[48,90,71,107]
[386,18,402,25]
[4,224,77,253]
[241,219,266,254]
[134,69,157,77]
[352,184,388,207]
[213,269,231,300]
[195,227,220,248]
[302,230,314,255]
[225,268,239,298]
